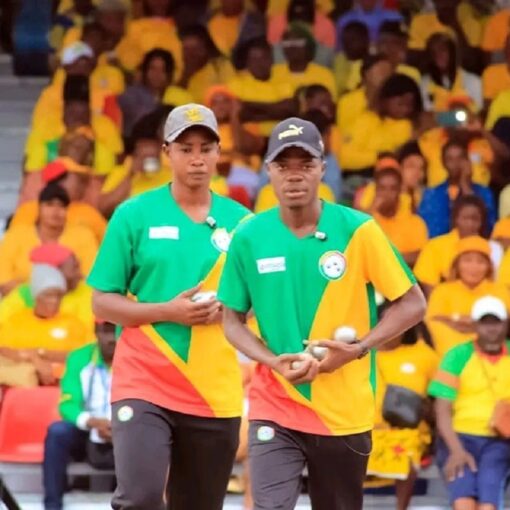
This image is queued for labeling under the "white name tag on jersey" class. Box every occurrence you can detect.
[257,257,286,274]
[149,226,180,240]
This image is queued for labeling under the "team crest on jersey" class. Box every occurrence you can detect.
[211,227,231,252]
[318,251,346,281]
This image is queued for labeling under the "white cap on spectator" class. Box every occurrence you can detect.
[471,296,508,321]
[61,42,94,66]
[30,264,67,298]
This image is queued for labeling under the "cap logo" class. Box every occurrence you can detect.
[185,108,204,123]
[278,124,304,140]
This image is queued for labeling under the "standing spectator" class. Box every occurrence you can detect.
[426,236,510,355]
[43,321,116,510]
[418,141,496,237]
[429,295,510,510]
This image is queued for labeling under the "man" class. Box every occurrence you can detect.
[429,295,510,510]
[218,117,426,510]
[418,141,496,238]
[43,321,116,510]
[88,104,251,510]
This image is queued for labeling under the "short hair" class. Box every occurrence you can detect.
[63,75,90,104]
[127,105,172,154]
[379,20,408,39]
[302,109,332,135]
[378,73,423,113]
[38,182,71,207]
[361,54,389,77]
[374,167,402,185]
[451,194,488,236]
[141,48,175,79]
[232,36,271,70]
[441,139,468,164]
[303,84,330,101]
[178,25,220,58]
[397,140,423,163]
[342,20,369,38]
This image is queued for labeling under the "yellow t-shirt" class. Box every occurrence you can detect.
[208,13,241,56]
[482,64,510,101]
[162,85,194,107]
[272,62,337,99]
[339,111,412,171]
[418,128,493,186]
[373,210,429,255]
[0,225,98,287]
[426,279,510,356]
[497,248,510,288]
[481,8,510,52]
[492,217,510,243]
[9,201,106,244]
[409,3,484,50]
[0,309,89,353]
[336,87,367,138]
[358,182,418,214]
[255,182,335,213]
[485,90,510,130]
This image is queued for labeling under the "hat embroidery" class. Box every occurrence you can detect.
[185,108,204,122]
[278,124,304,140]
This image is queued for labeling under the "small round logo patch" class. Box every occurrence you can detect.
[117,405,134,422]
[318,251,346,281]
[50,327,68,339]
[211,228,231,253]
[257,425,275,442]
[400,362,416,374]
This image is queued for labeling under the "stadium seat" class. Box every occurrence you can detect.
[0,386,60,463]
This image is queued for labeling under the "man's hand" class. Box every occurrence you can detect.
[33,357,56,386]
[164,284,222,326]
[269,353,319,385]
[315,340,362,373]
[444,448,477,481]
[87,418,112,442]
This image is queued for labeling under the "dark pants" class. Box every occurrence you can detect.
[249,420,372,510]
[43,421,88,510]
[111,399,240,510]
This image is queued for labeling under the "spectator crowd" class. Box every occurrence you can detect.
[2,0,510,508]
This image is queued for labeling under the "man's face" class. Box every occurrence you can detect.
[38,199,68,230]
[443,145,468,180]
[375,173,401,213]
[377,33,407,65]
[282,34,311,67]
[455,204,482,237]
[247,46,272,81]
[305,90,335,120]
[476,316,507,354]
[63,101,91,130]
[35,288,64,319]
[210,93,233,123]
[164,127,220,190]
[268,146,324,209]
[96,323,117,363]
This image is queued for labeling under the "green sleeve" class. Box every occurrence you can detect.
[59,345,93,424]
[428,342,474,401]
[217,231,251,313]
[86,201,134,294]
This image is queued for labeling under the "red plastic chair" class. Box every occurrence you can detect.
[0,386,60,463]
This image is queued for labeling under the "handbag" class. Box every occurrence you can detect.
[382,384,425,429]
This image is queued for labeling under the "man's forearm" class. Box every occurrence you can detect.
[435,399,465,453]
[359,285,426,350]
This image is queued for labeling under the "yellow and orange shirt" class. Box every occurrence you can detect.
[481,8,510,53]
[482,64,510,101]
[218,203,416,435]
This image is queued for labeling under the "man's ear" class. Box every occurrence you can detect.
[321,160,326,176]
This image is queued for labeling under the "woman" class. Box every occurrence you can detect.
[426,235,510,356]
[421,33,482,112]
[177,25,235,104]
[414,195,503,297]
[88,104,251,509]
[0,184,98,296]
[368,322,438,510]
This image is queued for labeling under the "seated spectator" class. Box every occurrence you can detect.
[340,73,421,173]
[369,166,428,266]
[418,140,496,237]
[415,196,504,297]
[420,33,482,112]
[367,320,438,510]
[419,100,509,187]
[408,0,484,73]
[43,321,116,510]
[336,54,393,138]
[0,264,88,387]
[119,49,191,140]
[429,295,510,510]
[12,131,107,243]
[229,37,295,136]
[268,0,335,50]
[426,236,510,355]
[114,0,182,73]
[481,6,510,58]
[208,0,244,57]
[176,25,235,104]
[0,244,94,338]
[482,35,510,103]
[333,21,370,95]
[0,184,98,296]
[273,23,337,99]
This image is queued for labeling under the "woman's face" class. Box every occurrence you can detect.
[401,154,425,189]
[457,251,490,287]
[35,288,64,319]
[384,92,415,120]
[431,39,451,71]
[145,56,170,90]
[455,204,482,237]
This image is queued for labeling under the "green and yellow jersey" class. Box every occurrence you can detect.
[218,202,416,436]
[87,185,250,418]
[428,340,510,437]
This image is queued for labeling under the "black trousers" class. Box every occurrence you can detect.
[111,399,240,510]
[249,420,372,510]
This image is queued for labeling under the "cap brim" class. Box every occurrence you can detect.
[265,141,322,163]
[474,313,507,321]
[165,123,219,143]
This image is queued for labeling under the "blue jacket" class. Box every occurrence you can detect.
[418,182,496,238]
